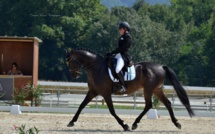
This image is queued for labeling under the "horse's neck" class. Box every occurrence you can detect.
[76,52,99,67]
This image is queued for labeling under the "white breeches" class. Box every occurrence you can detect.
[115,53,124,73]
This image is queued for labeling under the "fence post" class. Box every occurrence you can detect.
[50,97,52,108]
[133,92,137,110]
[172,93,175,111]
[57,86,60,107]
[210,87,213,112]
[95,96,98,109]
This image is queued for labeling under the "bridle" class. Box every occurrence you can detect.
[66,56,83,71]
[66,54,101,75]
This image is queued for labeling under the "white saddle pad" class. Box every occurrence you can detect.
[108,65,136,82]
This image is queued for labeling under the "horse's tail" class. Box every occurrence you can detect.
[163,66,194,117]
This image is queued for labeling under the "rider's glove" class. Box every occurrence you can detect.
[106,52,112,57]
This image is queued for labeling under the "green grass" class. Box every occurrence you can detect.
[89,104,145,110]
[88,104,172,111]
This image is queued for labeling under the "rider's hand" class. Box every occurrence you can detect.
[106,52,111,57]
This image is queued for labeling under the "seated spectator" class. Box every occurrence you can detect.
[7,63,23,75]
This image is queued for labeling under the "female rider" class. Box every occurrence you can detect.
[108,21,132,93]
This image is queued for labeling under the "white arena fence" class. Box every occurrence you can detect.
[0,81,214,114]
[37,81,215,112]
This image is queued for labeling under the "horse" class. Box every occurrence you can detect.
[65,48,194,131]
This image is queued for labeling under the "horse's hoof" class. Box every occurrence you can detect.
[175,122,181,129]
[67,122,74,127]
[132,124,138,130]
[123,124,130,131]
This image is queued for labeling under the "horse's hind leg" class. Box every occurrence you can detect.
[103,95,130,131]
[153,89,181,129]
[67,90,97,127]
[132,91,153,130]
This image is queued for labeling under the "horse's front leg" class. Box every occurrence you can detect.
[103,95,130,131]
[67,90,97,127]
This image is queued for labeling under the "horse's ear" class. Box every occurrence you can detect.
[64,48,70,58]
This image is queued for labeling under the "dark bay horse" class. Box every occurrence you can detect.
[65,48,194,131]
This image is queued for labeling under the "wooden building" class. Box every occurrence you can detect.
[0,36,42,100]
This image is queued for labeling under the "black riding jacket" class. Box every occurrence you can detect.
[111,31,132,64]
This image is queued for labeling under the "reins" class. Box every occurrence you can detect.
[67,55,102,72]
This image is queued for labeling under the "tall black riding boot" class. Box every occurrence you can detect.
[117,72,126,93]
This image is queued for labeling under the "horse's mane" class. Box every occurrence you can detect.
[73,47,104,59]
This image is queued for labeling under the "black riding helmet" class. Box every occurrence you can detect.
[118,21,130,31]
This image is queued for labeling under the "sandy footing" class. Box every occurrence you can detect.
[0,112,215,134]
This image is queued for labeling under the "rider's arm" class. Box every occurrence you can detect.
[111,35,131,54]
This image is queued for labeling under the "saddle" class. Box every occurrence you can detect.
[107,57,135,82]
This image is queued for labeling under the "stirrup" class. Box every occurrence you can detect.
[120,85,126,93]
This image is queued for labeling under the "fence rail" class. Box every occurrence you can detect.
[1,81,214,112]
[38,81,215,91]
[34,81,215,112]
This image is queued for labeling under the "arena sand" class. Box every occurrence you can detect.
[0,112,215,134]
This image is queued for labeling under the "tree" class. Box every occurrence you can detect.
[0,0,107,81]
[0,0,214,85]
[203,21,215,86]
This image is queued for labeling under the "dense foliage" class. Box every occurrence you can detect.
[0,0,214,86]
[101,0,170,8]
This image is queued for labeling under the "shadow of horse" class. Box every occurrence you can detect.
[41,129,121,133]
[41,129,180,133]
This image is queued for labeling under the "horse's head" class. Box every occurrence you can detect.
[65,49,82,79]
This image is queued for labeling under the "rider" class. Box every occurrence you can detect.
[109,21,132,93]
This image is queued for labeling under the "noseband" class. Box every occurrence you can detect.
[66,56,83,75]
[66,55,100,76]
